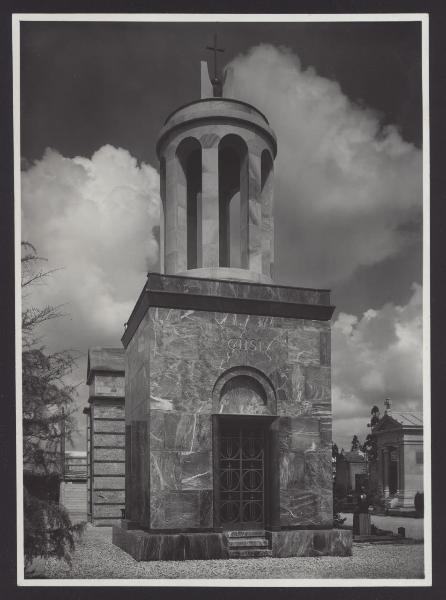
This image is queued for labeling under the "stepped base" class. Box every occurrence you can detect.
[226,529,271,558]
[229,549,273,558]
[113,523,352,561]
[228,538,269,548]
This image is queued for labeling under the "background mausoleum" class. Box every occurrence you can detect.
[369,404,423,513]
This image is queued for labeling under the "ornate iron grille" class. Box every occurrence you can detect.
[219,423,265,528]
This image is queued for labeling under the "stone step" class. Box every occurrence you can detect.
[228,548,273,559]
[227,537,269,548]
[225,530,266,538]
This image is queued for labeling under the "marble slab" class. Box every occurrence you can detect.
[146,272,331,306]
[163,412,212,452]
[126,420,150,525]
[113,525,228,561]
[279,490,320,526]
[269,529,352,557]
[150,489,213,529]
[150,450,212,491]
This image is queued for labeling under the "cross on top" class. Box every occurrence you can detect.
[206,33,225,82]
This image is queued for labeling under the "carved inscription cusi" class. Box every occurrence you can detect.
[227,337,262,352]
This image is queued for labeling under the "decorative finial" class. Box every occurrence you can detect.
[206,33,225,97]
[384,398,392,413]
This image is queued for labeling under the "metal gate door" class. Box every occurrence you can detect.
[219,421,265,529]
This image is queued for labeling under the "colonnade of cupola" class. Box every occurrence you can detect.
[156,98,277,283]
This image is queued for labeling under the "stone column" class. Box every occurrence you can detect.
[159,197,165,274]
[261,152,274,279]
[159,158,166,274]
[397,439,416,508]
[164,152,188,274]
[382,448,390,497]
[247,151,263,273]
[201,143,220,268]
[396,442,405,507]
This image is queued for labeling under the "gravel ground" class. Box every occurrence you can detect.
[29,525,425,580]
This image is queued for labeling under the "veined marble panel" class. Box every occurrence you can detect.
[304,448,332,491]
[270,529,352,557]
[150,450,212,491]
[149,410,165,450]
[151,316,201,361]
[149,356,213,413]
[161,412,212,452]
[280,490,319,526]
[150,489,212,529]
[287,328,320,367]
[279,450,305,489]
[279,416,321,449]
[305,366,331,402]
[127,420,150,525]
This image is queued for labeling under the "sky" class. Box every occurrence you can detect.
[20,19,423,452]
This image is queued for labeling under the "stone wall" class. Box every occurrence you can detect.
[86,411,91,520]
[88,372,125,526]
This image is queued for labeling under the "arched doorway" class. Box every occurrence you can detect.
[218,417,267,529]
[212,369,278,530]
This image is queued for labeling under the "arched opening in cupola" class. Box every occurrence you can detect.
[176,137,202,269]
[218,135,248,269]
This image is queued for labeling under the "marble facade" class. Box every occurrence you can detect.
[112,273,352,559]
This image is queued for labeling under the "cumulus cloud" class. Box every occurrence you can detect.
[224,45,422,287]
[331,283,422,450]
[21,145,161,447]
[21,144,160,351]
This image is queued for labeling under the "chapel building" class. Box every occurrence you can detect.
[111,56,352,560]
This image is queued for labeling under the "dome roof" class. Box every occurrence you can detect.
[156,98,277,158]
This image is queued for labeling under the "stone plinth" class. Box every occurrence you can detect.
[113,524,229,561]
[269,529,352,558]
[112,523,352,561]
